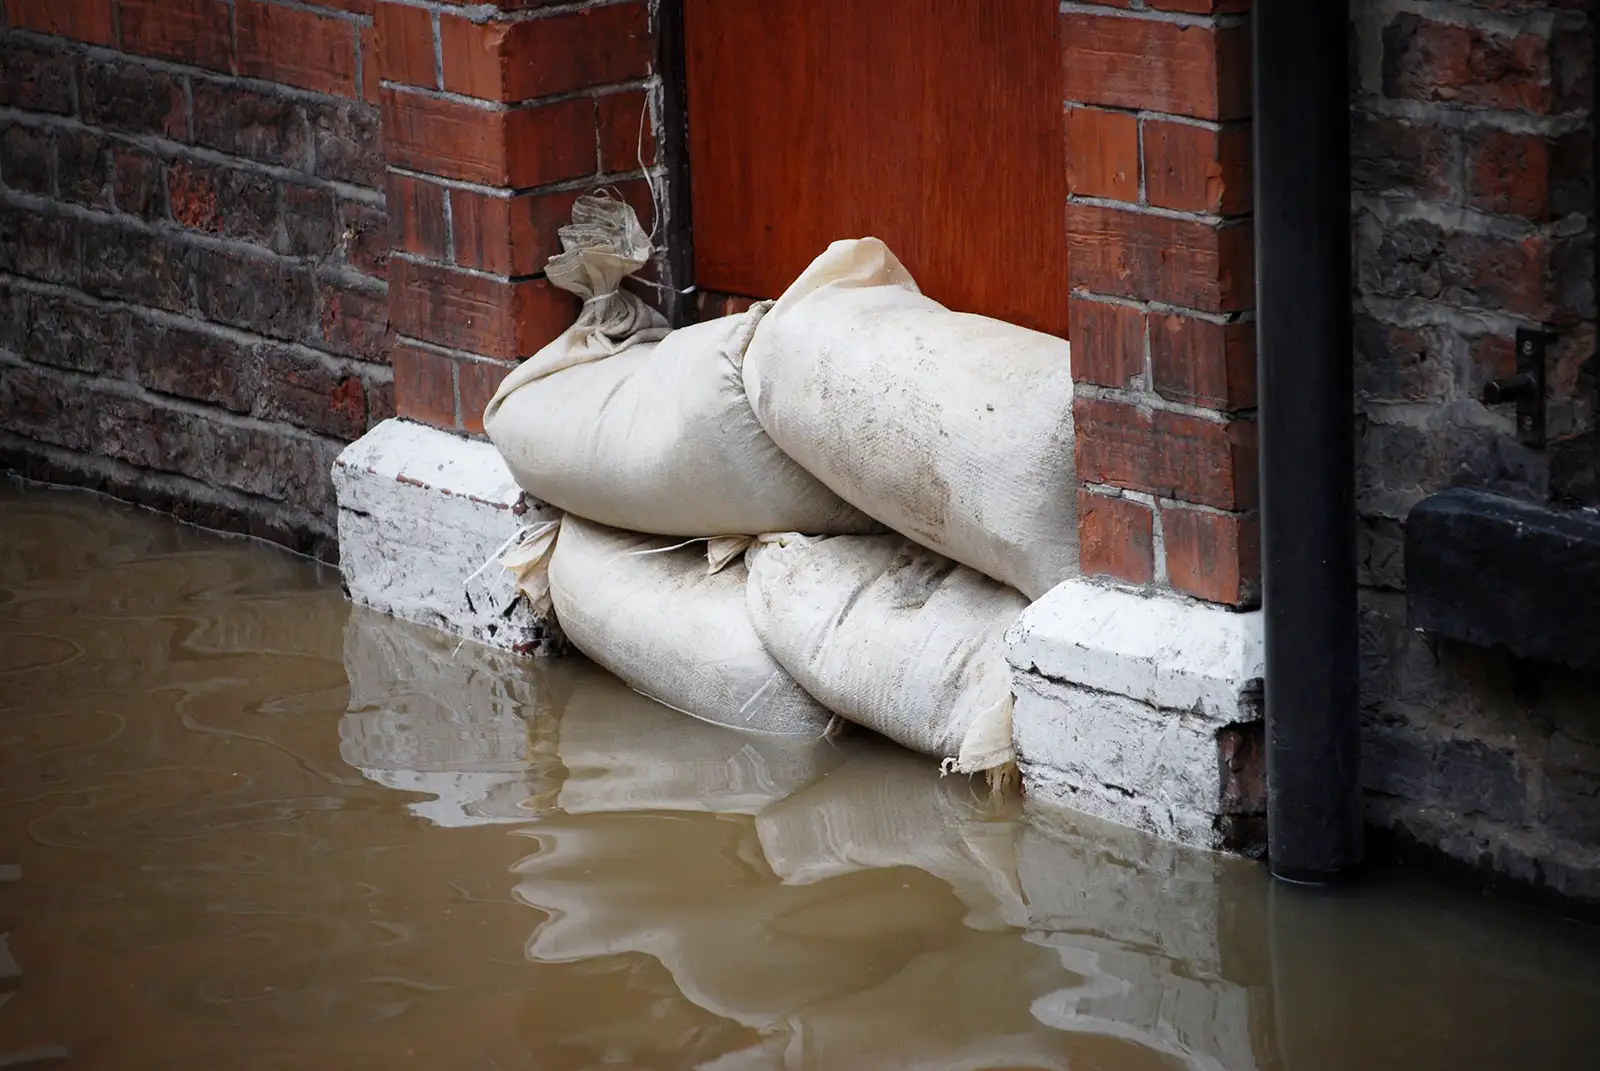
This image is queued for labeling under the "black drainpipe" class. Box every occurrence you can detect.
[1253,1,1363,881]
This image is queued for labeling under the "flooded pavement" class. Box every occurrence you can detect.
[3,486,1600,1070]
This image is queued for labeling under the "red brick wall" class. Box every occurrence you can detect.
[374,0,662,435]
[0,0,390,560]
[1063,1,1259,608]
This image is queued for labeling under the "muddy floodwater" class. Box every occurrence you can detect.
[3,487,1600,1070]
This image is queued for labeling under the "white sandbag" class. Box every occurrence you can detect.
[483,197,875,539]
[746,534,1029,773]
[742,237,1079,598]
[549,515,833,736]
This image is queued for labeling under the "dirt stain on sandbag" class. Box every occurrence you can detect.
[882,545,958,611]
[807,352,953,546]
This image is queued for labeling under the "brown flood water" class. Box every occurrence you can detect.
[2,485,1600,1070]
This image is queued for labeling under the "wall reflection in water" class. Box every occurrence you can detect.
[3,488,1598,1070]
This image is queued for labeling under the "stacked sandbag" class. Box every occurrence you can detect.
[742,237,1078,599]
[549,515,833,737]
[746,534,1029,774]
[483,195,876,540]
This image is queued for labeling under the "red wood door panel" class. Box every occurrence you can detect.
[683,0,1069,337]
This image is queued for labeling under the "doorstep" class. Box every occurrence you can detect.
[331,418,563,656]
[1005,579,1268,855]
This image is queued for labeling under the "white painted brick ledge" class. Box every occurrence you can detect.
[332,419,563,656]
[1006,579,1266,851]
[1005,579,1264,721]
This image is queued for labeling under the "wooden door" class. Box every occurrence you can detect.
[683,0,1068,337]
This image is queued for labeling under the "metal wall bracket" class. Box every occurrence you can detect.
[1482,328,1547,449]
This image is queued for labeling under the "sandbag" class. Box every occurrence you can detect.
[746,534,1029,774]
[742,237,1078,598]
[483,197,875,539]
[549,515,833,736]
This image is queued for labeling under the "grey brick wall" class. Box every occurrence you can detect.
[1351,0,1600,904]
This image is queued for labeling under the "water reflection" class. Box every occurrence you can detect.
[340,610,564,827]
[4,485,1600,1070]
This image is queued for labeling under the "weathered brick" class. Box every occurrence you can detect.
[1542,759,1600,843]
[360,24,382,103]
[1465,128,1556,220]
[386,172,448,261]
[0,202,77,284]
[1065,106,1139,202]
[285,183,340,258]
[317,279,390,361]
[1068,203,1254,313]
[457,355,510,435]
[598,90,653,174]
[78,220,189,312]
[1382,14,1553,114]
[1351,114,1455,201]
[0,362,93,452]
[126,406,343,511]
[366,375,397,426]
[0,282,26,357]
[118,0,235,73]
[1062,14,1251,121]
[392,341,457,429]
[0,41,77,115]
[1356,416,1545,520]
[313,0,378,14]
[336,198,389,278]
[374,1,439,89]
[1150,313,1256,410]
[1075,397,1258,510]
[125,315,255,412]
[168,161,282,247]
[1552,22,1594,114]
[1432,738,1528,826]
[382,89,594,187]
[21,290,128,375]
[307,100,385,188]
[1356,214,1573,322]
[79,57,188,139]
[1143,120,1251,215]
[192,83,309,168]
[1,125,55,197]
[57,130,113,209]
[388,258,572,359]
[439,2,652,102]
[236,0,360,99]
[1352,313,1456,404]
[381,90,501,180]
[9,0,116,45]
[113,149,166,220]
[449,185,566,275]
[1467,329,1518,401]
[189,246,318,342]
[1069,297,1145,389]
[254,344,373,439]
[1357,514,1407,591]
[1078,490,1154,585]
[1161,505,1260,607]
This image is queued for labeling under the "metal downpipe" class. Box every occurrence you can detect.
[1253,1,1364,882]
